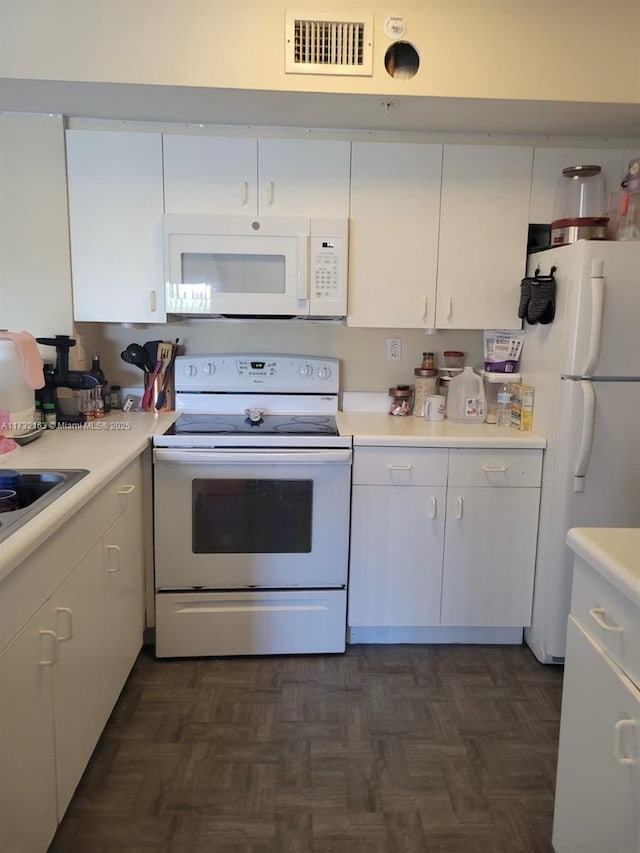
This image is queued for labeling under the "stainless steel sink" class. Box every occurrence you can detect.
[0,469,89,545]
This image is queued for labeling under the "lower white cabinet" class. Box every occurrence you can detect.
[553,545,640,853]
[0,603,58,853]
[440,486,540,627]
[0,457,144,853]
[348,446,542,634]
[349,484,446,627]
[553,616,640,853]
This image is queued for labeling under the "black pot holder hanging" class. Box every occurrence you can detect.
[519,265,557,325]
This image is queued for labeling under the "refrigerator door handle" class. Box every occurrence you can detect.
[573,380,596,492]
[583,261,605,377]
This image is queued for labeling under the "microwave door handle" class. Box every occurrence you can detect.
[298,240,309,300]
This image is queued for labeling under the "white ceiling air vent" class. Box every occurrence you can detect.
[285,11,373,76]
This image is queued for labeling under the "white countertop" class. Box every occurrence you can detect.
[336,411,546,448]
[567,527,640,608]
[0,411,177,582]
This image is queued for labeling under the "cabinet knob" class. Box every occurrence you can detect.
[116,484,136,495]
[613,719,636,765]
[106,544,122,573]
[38,630,58,666]
[588,607,622,633]
[428,496,437,519]
[54,607,74,642]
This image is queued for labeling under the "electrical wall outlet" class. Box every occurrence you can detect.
[386,337,402,361]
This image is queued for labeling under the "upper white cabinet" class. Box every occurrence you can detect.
[257,138,351,217]
[529,146,636,224]
[163,135,258,214]
[163,135,351,218]
[347,141,443,328]
[436,144,533,330]
[66,129,165,323]
[0,114,74,337]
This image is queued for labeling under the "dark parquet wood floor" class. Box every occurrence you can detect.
[48,643,563,853]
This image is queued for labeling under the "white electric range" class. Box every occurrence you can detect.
[152,353,352,657]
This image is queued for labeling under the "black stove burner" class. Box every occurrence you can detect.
[167,412,338,437]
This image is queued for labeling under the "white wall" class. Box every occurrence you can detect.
[80,320,484,395]
[1,0,637,105]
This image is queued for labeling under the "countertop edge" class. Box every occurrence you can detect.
[567,527,640,608]
[0,412,177,583]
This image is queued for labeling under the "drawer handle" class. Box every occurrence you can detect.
[388,465,413,471]
[428,496,437,519]
[39,630,58,666]
[481,465,508,473]
[55,606,74,642]
[613,719,636,765]
[106,544,122,573]
[455,497,463,520]
[589,607,622,632]
[116,484,136,495]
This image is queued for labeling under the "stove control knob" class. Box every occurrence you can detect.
[299,362,314,379]
[183,363,198,377]
[317,365,332,381]
[202,362,216,376]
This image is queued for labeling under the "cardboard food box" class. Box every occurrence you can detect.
[511,384,535,431]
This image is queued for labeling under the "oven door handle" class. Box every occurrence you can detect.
[153,448,352,465]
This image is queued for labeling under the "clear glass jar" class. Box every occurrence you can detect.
[388,385,413,416]
[413,370,438,417]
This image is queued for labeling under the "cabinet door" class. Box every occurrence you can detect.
[440,486,539,627]
[66,129,165,323]
[348,484,445,627]
[103,491,144,709]
[258,138,351,217]
[529,147,635,224]
[347,141,442,328]
[0,114,74,337]
[0,605,58,853]
[436,144,533,330]
[553,616,640,853]
[51,541,108,819]
[163,134,258,215]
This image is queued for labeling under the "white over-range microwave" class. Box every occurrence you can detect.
[163,214,349,318]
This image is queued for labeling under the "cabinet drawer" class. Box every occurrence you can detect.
[352,447,448,486]
[571,556,640,687]
[448,449,542,487]
[100,456,142,523]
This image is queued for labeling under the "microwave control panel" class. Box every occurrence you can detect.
[310,236,347,312]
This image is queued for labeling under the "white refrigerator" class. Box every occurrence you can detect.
[521,240,640,663]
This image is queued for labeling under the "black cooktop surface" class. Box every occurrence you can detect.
[167,413,339,436]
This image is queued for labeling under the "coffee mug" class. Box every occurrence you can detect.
[0,489,18,513]
[424,394,446,422]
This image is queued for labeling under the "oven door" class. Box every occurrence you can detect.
[153,447,351,589]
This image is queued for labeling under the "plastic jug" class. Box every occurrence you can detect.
[446,366,486,423]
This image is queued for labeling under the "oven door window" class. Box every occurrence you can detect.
[193,478,313,553]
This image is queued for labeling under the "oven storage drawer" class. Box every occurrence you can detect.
[155,590,347,657]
